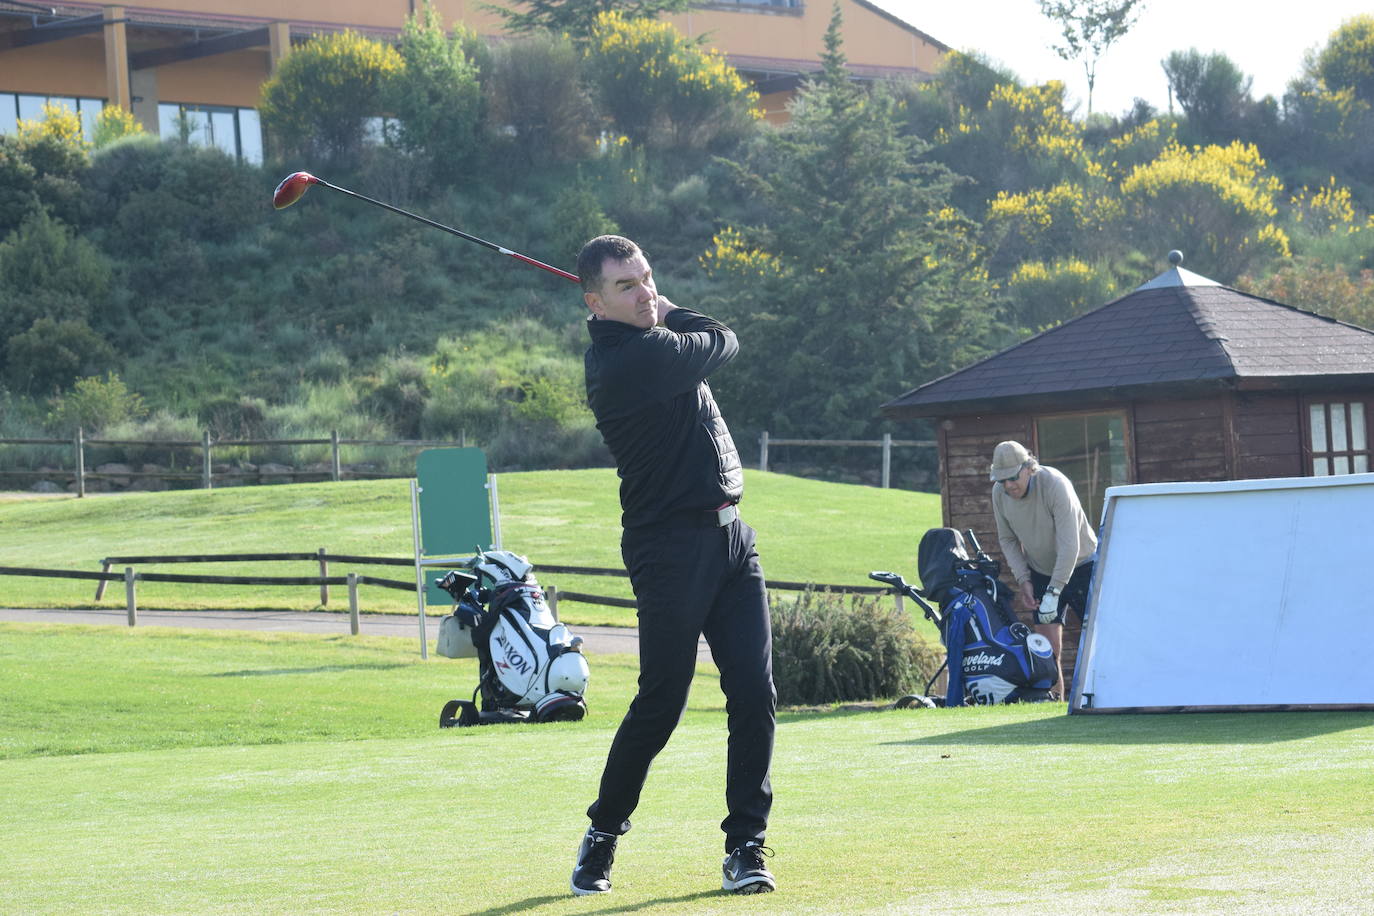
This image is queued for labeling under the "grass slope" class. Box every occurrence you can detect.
[3,624,1373,914]
[0,471,942,626]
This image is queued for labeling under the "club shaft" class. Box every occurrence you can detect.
[317,179,579,284]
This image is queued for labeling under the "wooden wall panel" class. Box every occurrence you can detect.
[1234,393,1302,479]
[1133,397,1228,482]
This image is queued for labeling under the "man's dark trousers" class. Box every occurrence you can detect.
[587,514,775,852]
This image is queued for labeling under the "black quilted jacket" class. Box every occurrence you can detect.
[584,307,744,529]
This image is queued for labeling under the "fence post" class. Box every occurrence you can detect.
[410,479,429,660]
[330,430,341,481]
[124,567,137,626]
[94,560,111,601]
[759,430,769,472]
[201,430,213,490]
[546,584,559,622]
[893,591,904,618]
[317,547,329,606]
[74,427,86,498]
[348,573,360,635]
[488,474,502,550]
[881,433,892,489]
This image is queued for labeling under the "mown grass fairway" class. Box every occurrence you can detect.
[3,623,1373,914]
[0,471,941,627]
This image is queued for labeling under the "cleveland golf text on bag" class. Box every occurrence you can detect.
[435,549,590,726]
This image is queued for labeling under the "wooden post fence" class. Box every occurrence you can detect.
[317,547,329,606]
[756,431,935,488]
[882,432,892,489]
[347,572,360,635]
[124,567,137,625]
[75,428,86,498]
[201,430,212,490]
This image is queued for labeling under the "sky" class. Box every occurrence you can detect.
[877,0,1374,116]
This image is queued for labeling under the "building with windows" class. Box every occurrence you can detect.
[0,0,948,161]
[881,253,1374,684]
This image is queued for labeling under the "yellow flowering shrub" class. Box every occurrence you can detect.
[586,12,760,148]
[1005,257,1117,332]
[699,227,784,279]
[986,82,1098,178]
[90,106,145,148]
[17,101,86,149]
[1290,177,1362,235]
[1117,141,1289,279]
[259,30,403,161]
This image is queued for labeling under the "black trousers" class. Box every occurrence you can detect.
[587,516,776,852]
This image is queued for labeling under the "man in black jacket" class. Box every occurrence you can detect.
[569,235,777,897]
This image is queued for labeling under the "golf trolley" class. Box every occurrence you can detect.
[870,528,1057,706]
[434,549,590,727]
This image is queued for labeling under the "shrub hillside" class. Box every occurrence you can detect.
[3,6,1373,483]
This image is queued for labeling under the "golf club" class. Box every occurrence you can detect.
[272,171,580,284]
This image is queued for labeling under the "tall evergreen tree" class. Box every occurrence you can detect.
[704,3,993,438]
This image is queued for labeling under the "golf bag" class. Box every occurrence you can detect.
[434,549,590,727]
[916,528,1057,706]
[871,529,1057,707]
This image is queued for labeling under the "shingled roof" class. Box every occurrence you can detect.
[882,261,1374,418]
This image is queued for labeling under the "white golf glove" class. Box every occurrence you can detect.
[1036,589,1059,624]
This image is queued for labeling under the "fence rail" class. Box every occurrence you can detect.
[4,430,940,494]
[0,430,469,495]
[1,551,899,632]
[757,431,936,488]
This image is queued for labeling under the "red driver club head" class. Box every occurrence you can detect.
[272,171,320,210]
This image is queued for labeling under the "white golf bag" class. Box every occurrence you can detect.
[435,549,590,726]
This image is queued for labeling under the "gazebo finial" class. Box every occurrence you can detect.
[1168,250,1184,266]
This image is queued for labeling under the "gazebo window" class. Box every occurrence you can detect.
[1035,411,1130,527]
[1309,401,1369,476]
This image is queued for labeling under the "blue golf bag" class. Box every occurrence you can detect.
[916,528,1057,706]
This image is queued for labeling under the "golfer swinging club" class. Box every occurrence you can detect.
[570,235,777,896]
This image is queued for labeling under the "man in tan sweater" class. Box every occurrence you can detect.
[989,441,1097,698]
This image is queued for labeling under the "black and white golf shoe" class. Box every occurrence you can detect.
[722,841,775,894]
[570,827,617,896]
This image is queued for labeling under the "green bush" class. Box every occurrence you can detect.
[1001,257,1118,334]
[198,395,270,441]
[3,316,116,395]
[770,587,941,706]
[548,179,619,267]
[259,30,403,165]
[485,32,595,167]
[97,410,201,467]
[0,210,112,345]
[383,4,485,182]
[45,373,147,435]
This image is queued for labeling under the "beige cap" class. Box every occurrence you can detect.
[989,440,1031,482]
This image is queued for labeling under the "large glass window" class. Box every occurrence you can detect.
[157,102,263,163]
[1,93,105,139]
[1309,401,1369,476]
[1035,412,1130,527]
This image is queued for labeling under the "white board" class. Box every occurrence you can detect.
[1070,473,1374,713]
